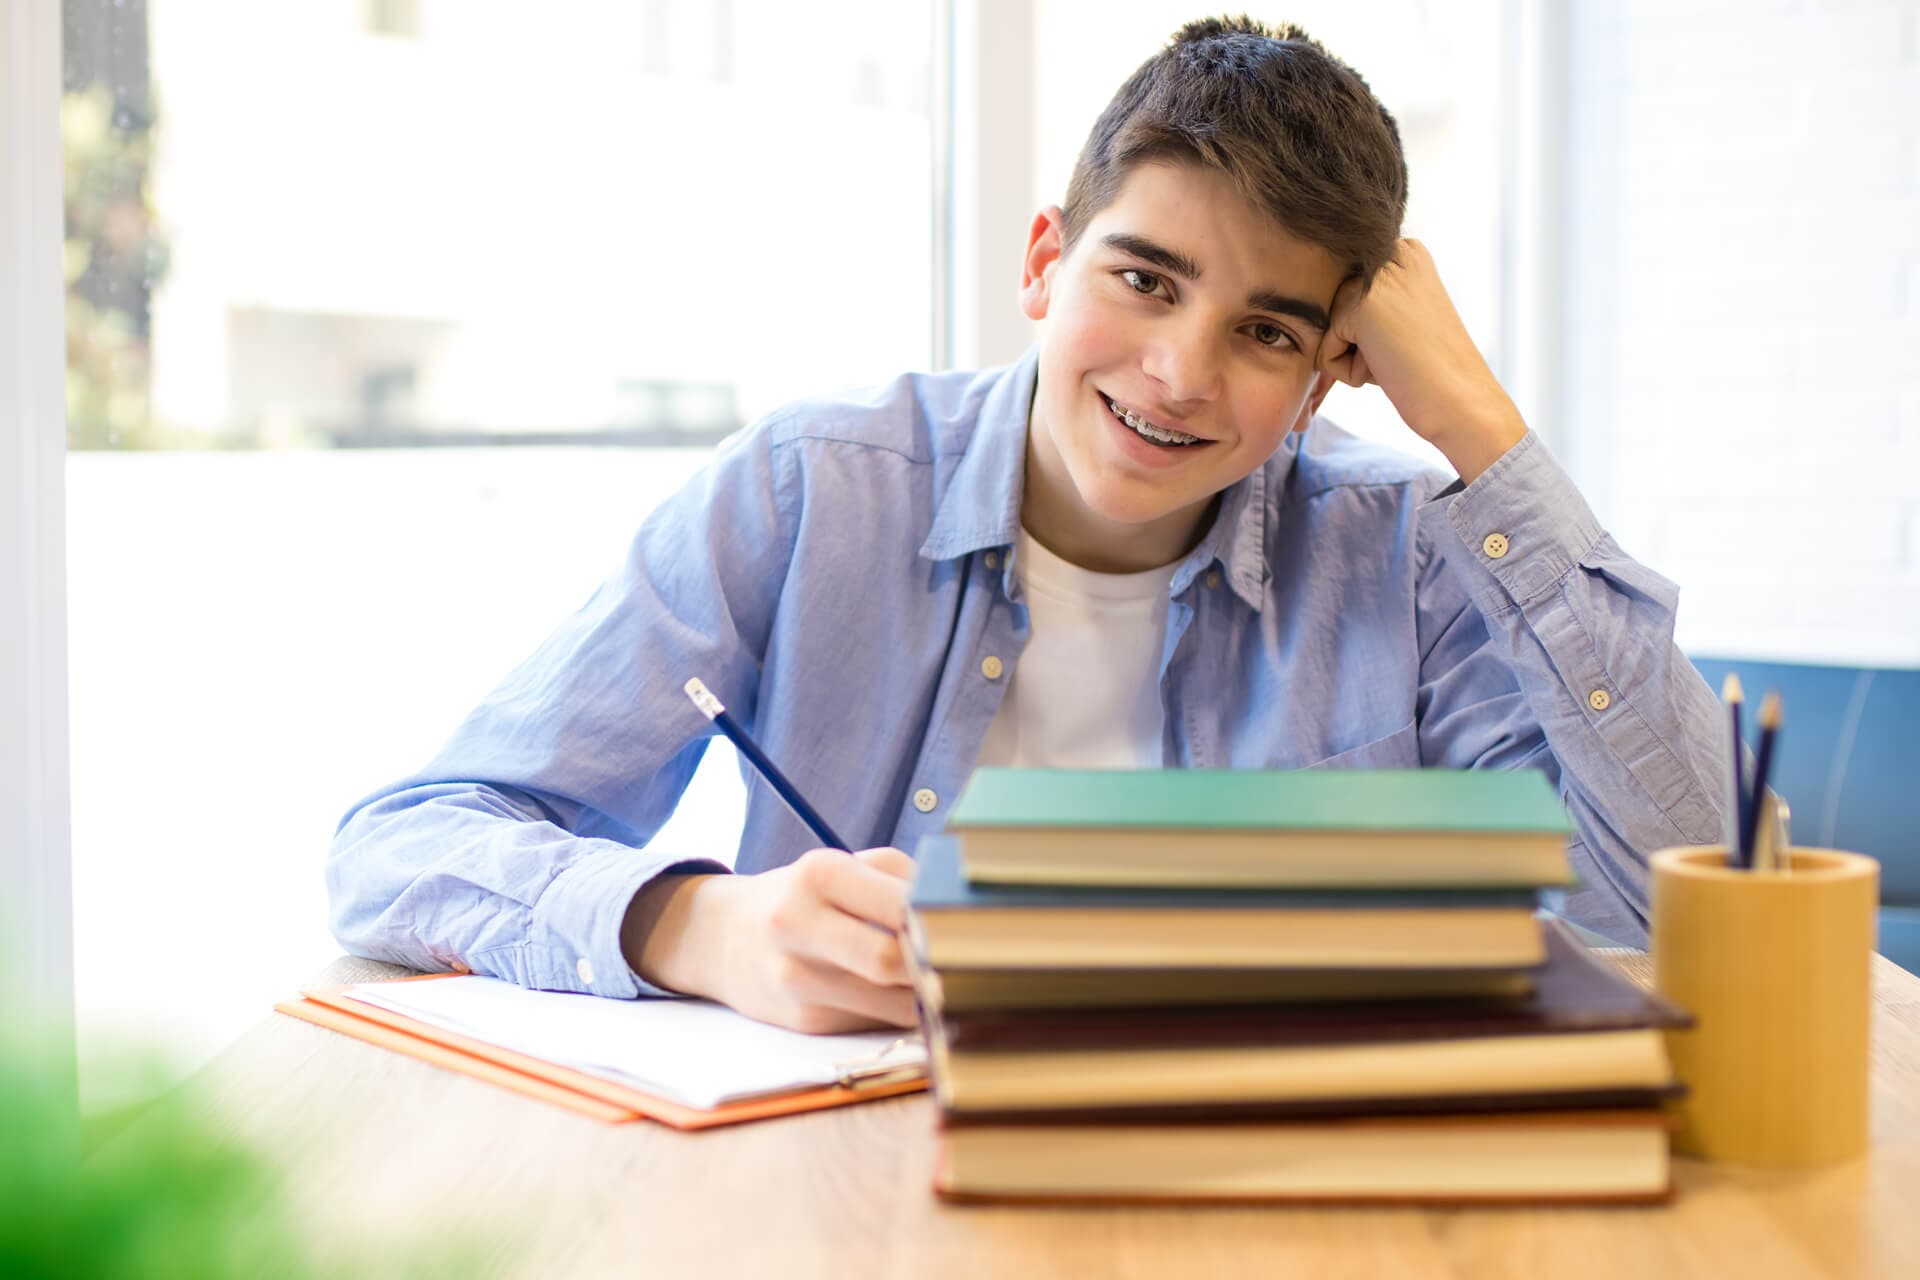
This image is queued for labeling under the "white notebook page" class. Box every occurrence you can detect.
[347,976,924,1110]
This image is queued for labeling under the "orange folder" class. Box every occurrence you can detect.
[275,975,926,1130]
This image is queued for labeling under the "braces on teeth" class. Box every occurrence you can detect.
[1110,398,1201,445]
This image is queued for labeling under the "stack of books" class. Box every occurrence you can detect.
[906,768,1689,1205]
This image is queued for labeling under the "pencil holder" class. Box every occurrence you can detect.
[1650,845,1878,1167]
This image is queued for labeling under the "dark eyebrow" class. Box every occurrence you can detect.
[1246,289,1330,334]
[1102,233,1201,283]
[1101,232,1330,333]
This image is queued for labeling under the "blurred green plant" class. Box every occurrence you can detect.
[62,83,172,450]
[0,1028,491,1278]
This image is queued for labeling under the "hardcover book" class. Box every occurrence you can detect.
[932,919,1681,1051]
[946,767,1577,888]
[918,964,1537,1013]
[935,1109,1674,1205]
[908,834,1545,970]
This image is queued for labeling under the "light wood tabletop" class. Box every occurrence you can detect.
[176,951,1920,1279]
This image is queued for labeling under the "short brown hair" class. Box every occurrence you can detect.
[1061,16,1408,282]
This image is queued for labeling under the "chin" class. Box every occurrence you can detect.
[1067,462,1195,529]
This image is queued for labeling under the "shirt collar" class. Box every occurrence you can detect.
[918,346,1293,612]
[917,349,1036,563]
[1170,443,1278,611]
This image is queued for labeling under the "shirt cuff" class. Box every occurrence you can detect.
[1435,430,1605,614]
[525,845,730,999]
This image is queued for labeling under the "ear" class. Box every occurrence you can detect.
[1019,206,1066,322]
[1288,370,1336,434]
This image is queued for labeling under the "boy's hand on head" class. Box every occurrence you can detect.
[628,847,919,1035]
[1319,238,1528,484]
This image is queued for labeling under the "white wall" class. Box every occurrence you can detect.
[1561,0,1920,666]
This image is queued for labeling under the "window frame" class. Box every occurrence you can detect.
[1497,0,1569,455]
[935,0,1038,371]
[1,0,78,1101]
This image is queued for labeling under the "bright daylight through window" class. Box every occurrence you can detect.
[61,0,933,1106]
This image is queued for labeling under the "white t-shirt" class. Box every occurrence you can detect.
[974,527,1180,770]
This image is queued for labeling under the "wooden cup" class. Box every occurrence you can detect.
[1651,846,1878,1166]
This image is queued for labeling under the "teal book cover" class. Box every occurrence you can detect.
[947,768,1575,835]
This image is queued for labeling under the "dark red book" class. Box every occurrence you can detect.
[935,918,1687,1053]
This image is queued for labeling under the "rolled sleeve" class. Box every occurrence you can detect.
[522,849,730,999]
[1411,429,1728,943]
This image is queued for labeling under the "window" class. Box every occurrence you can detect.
[61,0,934,1104]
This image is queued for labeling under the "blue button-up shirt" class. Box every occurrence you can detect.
[328,350,1728,997]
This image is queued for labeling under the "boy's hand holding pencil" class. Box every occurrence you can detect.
[615,677,918,1035]
[625,851,919,1035]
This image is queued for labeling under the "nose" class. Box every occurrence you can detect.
[1140,318,1223,405]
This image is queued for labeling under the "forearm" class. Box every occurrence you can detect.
[328,782,727,997]
[1420,434,1729,935]
[1423,393,1527,487]
[620,872,732,997]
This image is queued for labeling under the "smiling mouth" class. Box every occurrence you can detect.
[1101,393,1208,447]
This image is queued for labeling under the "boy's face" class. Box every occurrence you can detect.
[1020,161,1348,570]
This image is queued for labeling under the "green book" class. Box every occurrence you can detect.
[946,768,1575,889]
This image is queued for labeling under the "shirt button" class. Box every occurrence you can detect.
[913,788,939,813]
[1205,570,1221,589]
[981,655,1003,679]
[1482,532,1510,560]
[1588,688,1611,712]
[984,550,1000,569]
[576,956,595,986]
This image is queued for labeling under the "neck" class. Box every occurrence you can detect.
[1019,424,1217,573]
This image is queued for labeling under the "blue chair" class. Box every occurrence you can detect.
[1690,657,1920,976]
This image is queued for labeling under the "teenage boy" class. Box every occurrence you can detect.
[329,19,1726,1033]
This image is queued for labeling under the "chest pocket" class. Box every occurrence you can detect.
[1302,718,1421,770]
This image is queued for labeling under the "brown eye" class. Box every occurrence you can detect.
[1251,322,1292,349]
[1120,269,1161,296]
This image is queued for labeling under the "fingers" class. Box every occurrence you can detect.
[1327,347,1372,388]
[797,847,913,931]
[1322,344,1372,389]
[729,848,924,1033]
[854,845,916,880]
[1319,276,1372,388]
[777,895,911,987]
[777,954,920,1031]
[768,848,913,984]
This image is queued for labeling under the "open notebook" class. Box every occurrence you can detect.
[276,974,927,1129]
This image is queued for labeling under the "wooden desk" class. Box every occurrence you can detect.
[182,952,1920,1279]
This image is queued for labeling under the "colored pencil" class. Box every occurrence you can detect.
[1722,673,1746,868]
[1742,692,1783,872]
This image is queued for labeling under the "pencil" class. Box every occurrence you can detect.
[1722,673,1746,868]
[1741,692,1783,872]
[683,677,852,852]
